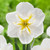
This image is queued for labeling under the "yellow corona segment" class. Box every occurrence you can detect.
[17,14,32,34]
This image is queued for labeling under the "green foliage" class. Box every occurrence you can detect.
[17,0,31,2]
[35,0,50,12]
[44,10,50,26]
[0,0,50,50]
[16,38,23,50]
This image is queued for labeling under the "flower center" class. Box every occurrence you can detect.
[22,21,28,26]
[13,14,33,34]
[17,14,33,34]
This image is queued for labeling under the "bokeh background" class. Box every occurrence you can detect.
[0,0,50,50]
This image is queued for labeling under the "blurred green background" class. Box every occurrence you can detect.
[0,0,50,50]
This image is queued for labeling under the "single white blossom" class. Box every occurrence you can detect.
[47,26,50,36]
[31,38,50,50]
[0,35,13,50]
[0,25,4,34]
[6,2,45,44]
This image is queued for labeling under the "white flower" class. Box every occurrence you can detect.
[31,38,50,50]
[6,2,45,44]
[0,25,4,34]
[47,26,50,36]
[0,35,13,50]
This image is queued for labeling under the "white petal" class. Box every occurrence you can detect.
[41,38,50,49]
[31,45,42,50]
[1,43,13,50]
[7,24,21,37]
[47,26,50,36]
[19,30,33,44]
[30,8,45,26]
[29,23,43,38]
[6,12,19,24]
[0,25,4,33]
[6,43,13,50]
[0,35,7,48]
[16,2,34,17]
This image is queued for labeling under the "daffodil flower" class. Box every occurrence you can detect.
[6,2,45,44]
[0,25,13,50]
[0,25,4,34]
[47,26,50,36]
[0,35,13,50]
[31,38,50,50]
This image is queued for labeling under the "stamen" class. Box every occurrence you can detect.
[21,26,25,30]
[17,23,22,25]
[26,14,33,21]
[27,26,31,34]
[17,14,24,22]
[16,14,33,34]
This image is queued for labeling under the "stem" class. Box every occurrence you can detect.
[31,38,36,48]
[23,44,25,50]
[15,38,19,50]
[27,44,31,50]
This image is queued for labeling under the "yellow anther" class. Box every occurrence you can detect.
[17,23,22,25]
[21,26,25,30]
[27,26,31,34]
[26,14,33,21]
[17,14,24,22]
